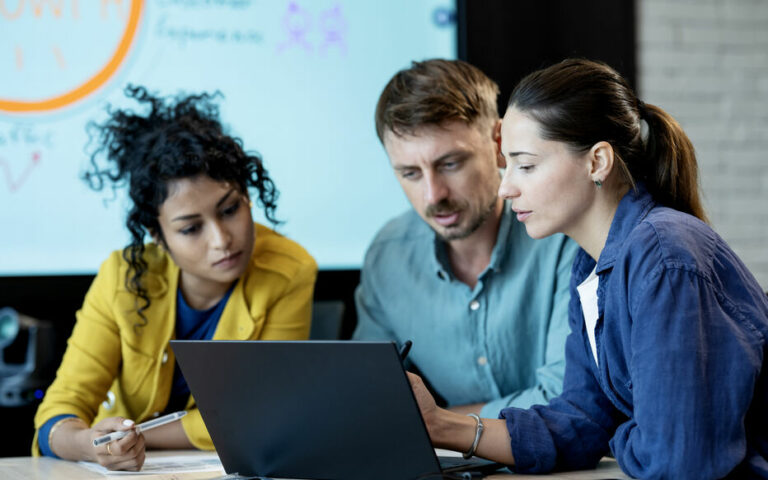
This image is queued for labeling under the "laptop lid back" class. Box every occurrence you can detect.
[171,340,441,480]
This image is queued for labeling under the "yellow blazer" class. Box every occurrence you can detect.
[33,223,317,454]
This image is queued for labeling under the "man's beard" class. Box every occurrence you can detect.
[427,196,497,242]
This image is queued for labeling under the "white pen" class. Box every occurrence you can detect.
[92,410,187,446]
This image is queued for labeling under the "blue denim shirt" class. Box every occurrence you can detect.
[354,201,578,417]
[500,185,768,479]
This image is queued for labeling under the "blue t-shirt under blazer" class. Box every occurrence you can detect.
[500,184,768,479]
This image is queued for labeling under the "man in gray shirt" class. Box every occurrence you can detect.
[353,59,577,418]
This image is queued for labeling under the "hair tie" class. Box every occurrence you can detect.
[636,100,651,147]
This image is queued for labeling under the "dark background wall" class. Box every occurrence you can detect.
[0,0,635,458]
[457,0,636,113]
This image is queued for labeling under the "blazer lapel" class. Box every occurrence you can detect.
[212,278,257,340]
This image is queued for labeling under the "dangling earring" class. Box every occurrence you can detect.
[248,200,254,208]
[594,179,603,189]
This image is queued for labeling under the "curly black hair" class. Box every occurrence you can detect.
[84,85,279,331]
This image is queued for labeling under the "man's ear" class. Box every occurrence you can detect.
[492,119,506,168]
[588,141,615,184]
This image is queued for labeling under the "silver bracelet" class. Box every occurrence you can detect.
[463,413,484,459]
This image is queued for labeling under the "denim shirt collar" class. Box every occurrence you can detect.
[572,183,656,284]
[432,199,513,281]
[597,183,656,274]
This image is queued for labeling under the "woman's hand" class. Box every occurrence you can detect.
[407,372,516,465]
[407,372,441,436]
[88,417,146,471]
[51,416,146,471]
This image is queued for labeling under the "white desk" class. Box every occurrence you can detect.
[0,450,632,479]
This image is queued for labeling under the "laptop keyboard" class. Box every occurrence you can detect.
[438,455,480,469]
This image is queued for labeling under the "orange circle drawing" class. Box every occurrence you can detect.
[0,1,143,113]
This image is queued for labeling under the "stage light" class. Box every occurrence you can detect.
[0,307,55,407]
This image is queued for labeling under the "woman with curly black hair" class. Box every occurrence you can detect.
[32,86,317,471]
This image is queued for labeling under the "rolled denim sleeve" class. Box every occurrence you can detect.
[611,267,763,479]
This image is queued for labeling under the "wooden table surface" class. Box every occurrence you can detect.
[0,450,632,479]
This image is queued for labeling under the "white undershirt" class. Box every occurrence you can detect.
[576,267,600,366]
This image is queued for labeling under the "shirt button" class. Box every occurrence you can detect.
[469,300,480,311]
[153,411,161,417]
[161,351,168,364]
[477,356,488,366]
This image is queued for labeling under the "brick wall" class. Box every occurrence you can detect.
[638,0,768,290]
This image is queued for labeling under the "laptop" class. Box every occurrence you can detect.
[171,340,503,480]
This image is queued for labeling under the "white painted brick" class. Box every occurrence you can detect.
[682,25,768,48]
[756,76,768,94]
[725,152,768,169]
[703,177,765,197]
[642,71,757,96]
[640,2,719,23]
[720,100,768,121]
[638,50,720,69]
[715,138,768,150]
[723,2,768,22]
[641,92,723,109]
[710,230,768,249]
[639,65,724,78]
[727,244,768,264]
[638,22,679,45]
[714,197,764,218]
[640,0,768,289]
[721,52,768,68]
[679,124,768,144]
[661,101,721,122]
[706,153,768,173]
[720,230,768,246]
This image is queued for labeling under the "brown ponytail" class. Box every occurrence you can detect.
[507,58,708,223]
[641,103,708,222]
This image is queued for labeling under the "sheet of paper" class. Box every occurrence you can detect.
[78,453,225,476]
[435,447,464,457]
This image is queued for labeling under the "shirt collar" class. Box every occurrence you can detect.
[596,183,656,273]
[431,199,513,281]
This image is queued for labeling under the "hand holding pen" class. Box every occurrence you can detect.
[85,411,186,471]
[93,411,187,446]
[84,415,146,471]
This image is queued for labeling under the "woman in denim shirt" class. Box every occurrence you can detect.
[407,59,768,479]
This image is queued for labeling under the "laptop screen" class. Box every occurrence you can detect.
[171,340,443,479]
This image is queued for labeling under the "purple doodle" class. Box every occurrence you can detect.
[318,4,347,56]
[277,1,312,53]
